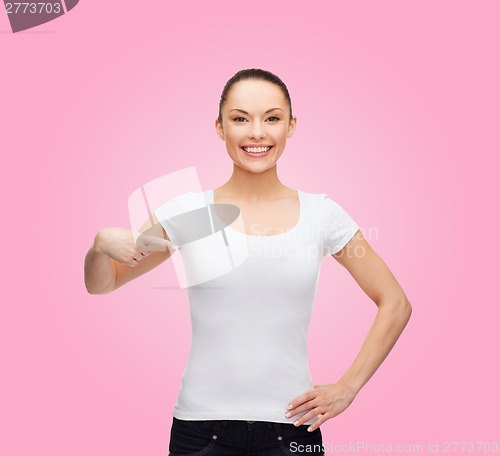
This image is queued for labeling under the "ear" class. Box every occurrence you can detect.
[286,116,297,139]
[215,118,225,140]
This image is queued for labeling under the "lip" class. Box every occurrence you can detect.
[240,145,273,158]
[241,144,273,148]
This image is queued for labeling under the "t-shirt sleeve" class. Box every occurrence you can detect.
[152,195,183,245]
[320,194,360,256]
[153,204,174,242]
[152,191,207,246]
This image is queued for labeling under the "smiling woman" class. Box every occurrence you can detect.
[84,68,412,456]
[214,71,297,176]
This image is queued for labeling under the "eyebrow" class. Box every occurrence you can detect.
[229,108,283,114]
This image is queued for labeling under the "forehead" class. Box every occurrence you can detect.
[226,79,286,108]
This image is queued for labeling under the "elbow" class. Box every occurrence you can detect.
[84,279,98,295]
[394,294,412,317]
[85,286,100,295]
[84,280,94,295]
[85,282,115,295]
[403,298,412,323]
[378,295,412,322]
[394,296,412,327]
[86,287,103,295]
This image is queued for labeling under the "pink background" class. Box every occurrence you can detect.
[2,1,499,455]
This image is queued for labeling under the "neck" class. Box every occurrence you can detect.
[220,164,289,202]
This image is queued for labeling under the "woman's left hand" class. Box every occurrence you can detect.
[285,381,358,431]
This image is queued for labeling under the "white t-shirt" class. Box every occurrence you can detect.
[154,189,359,424]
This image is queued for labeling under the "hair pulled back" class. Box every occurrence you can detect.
[218,68,293,125]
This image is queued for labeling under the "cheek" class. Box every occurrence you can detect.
[224,131,238,142]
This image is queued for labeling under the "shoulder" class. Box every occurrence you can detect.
[154,190,208,218]
[298,190,343,214]
[299,190,358,231]
[153,190,210,246]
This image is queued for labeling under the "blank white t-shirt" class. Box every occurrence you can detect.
[154,189,359,424]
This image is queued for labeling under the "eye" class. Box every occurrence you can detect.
[232,116,281,123]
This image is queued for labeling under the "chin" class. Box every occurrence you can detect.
[237,163,275,174]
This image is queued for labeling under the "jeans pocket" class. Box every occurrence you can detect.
[168,418,218,456]
[276,425,324,456]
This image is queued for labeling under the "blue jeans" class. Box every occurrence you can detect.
[168,417,324,456]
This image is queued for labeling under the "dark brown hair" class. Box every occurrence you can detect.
[218,68,293,125]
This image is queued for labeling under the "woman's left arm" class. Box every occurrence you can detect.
[286,229,412,431]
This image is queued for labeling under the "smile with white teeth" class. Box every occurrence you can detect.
[242,146,272,154]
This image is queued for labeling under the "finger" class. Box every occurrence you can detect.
[136,233,172,252]
[292,408,325,428]
[144,232,177,252]
[287,390,315,411]
[128,258,139,267]
[285,396,318,418]
[132,248,150,259]
[148,237,177,253]
[165,240,177,253]
[306,413,329,432]
[132,254,143,262]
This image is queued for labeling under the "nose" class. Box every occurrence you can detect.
[249,121,265,139]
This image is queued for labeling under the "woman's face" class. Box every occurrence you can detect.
[216,79,296,173]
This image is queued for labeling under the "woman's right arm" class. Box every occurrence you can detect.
[84,239,118,295]
[84,214,176,295]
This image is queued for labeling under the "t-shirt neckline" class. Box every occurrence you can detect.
[205,188,303,239]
